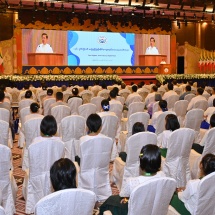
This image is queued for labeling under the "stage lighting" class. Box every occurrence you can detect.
[193,13,196,18]
[162,10,165,16]
[131,10,135,16]
[5,0,10,8]
[33,2,37,12]
[72,4,75,14]
[44,2,47,12]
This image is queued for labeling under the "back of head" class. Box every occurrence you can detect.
[113,87,119,95]
[165,114,180,131]
[185,85,191,92]
[152,85,158,92]
[101,99,110,112]
[86,113,102,133]
[94,80,99,86]
[25,90,32,99]
[83,84,88,90]
[121,83,126,89]
[172,80,177,86]
[47,89,53,96]
[56,92,63,101]
[72,87,79,96]
[132,85,138,92]
[40,115,57,136]
[0,84,6,91]
[110,90,117,99]
[50,158,76,191]
[0,90,5,101]
[132,122,145,135]
[61,85,67,92]
[101,83,107,89]
[210,114,215,127]
[201,154,215,176]
[159,100,168,112]
[167,83,173,91]
[30,102,40,113]
[197,87,204,95]
[139,144,161,174]
[24,84,30,90]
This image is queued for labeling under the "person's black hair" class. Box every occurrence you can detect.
[30,103,40,113]
[159,100,168,112]
[25,90,32,99]
[201,154,215,176]
[185,85,191,92]
[163,81,167,85]
[132,85,138,92]
[139,144,161,174]
[121,83,126,89]
[101,83,107,89]
[197,87,204,95]
[138,83,142,89]
[61,85,67,92]
[0,90,5,101]
[110,90,117,99]
[47,89,53,96]
[72,87,79,96]
[132,122,145,135]
[152,85,158,92]
[188,81,193,86]
[42,33,48,39]
[165,114,180,131]
[40,115,57,136]
[210,114,215,128]
[113,87,119,95]
[101,99,110,112]
[42,86,47,90]
[172,80,177,85]
[150,37,155,42]
[23,84,30,90]
[130,82,134,86]
[83,84,88,90]
[213,98,215,108]
[0,85,6,91]
[56,92,63,101]
[86,114,102,133]
[50,158,76,192]
[155,93,162,101]
[167,83,173,90]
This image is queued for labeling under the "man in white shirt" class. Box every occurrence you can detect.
[208,87,215,107]
[36,33,53,53]
[145,85,158,107]
[145,37,159,55]
[187,87,207,111]
[162,83,177,101]
[125,85,142,106]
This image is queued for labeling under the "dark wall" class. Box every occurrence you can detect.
[203,23,215,51]
[0,13,13,41]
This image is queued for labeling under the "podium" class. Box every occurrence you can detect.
[27,53,64,66]
[139,55,167,66]
[159,64,172,74]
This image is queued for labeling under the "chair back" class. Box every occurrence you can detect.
[163,128,195,187]
[35,188,96,215]
[43,98,56,116]
[110,103,123,121]
[174,100,189,126]
[119,92,130,100]
[128,112,150,137]
[166,95,179,110]
[127,102,145,118]
[0,108,10,123]
[11,88,20,106]
[78,103,97,120]
[152,101,159,115]
[19,99,34,112]
[0,144,11,182]
[128,177,177,215]
[90,96,105,112]
[194,172,215,215]
[51,105,71,125]
[138,91,148,101]
[20,107,31,126]
[68,97,82,115]
[116,96,125,105]
[155,111,176,135]
[0,120,9,146]
[100,115,118,139]
[184,93,195,103]
[79,136,113,201]
[202,127,215,157]
[99,92,109,100]
[126,95,142,106]
[81,92,93,104]
[61,115,85,161]
[194,100,208,111]
[0,206,5,215]
[63,92,73,103]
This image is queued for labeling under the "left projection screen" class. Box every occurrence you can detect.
[67,31,135,66]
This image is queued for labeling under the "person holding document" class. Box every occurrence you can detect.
[145,37,159,55]
[36,33,53,53]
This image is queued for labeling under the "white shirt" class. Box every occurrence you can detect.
[157,130,172,148]
[80,133,106,145]
[24,113,43,125]
[145,92,156,107]
[125,92,142,106]
[187,95,207,111]
[178,179,200,214]
[109,99,121,105]
[204,107,215,123]
[208,95,215,107]
[97,111,116,118]
[120,171,165,197]
[145,46,159,55]
[162,90,177,101]
[151,110,163,129]
[36,43,53,53]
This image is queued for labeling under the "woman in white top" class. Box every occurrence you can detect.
[204,98,215,124]
[24,102,43,123]
[170,153,215,215]
[99,144,166,215]
[97,99,116,118]
[158,114,180,157]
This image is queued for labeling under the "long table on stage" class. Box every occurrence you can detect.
[27,53,64,66]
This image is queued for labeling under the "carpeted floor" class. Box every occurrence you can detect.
[11,135,119,215]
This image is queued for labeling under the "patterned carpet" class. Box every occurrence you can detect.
[11,135,119,215]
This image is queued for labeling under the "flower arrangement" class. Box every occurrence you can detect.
[0,74,123,83]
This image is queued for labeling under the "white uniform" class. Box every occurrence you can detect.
[145,46,159,55]
[36,43,53,53]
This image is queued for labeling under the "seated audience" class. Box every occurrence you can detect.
[170,153,215,215]
[208,87,215,107]
[67,87,82,101]
[109,90,121,105]
[179,85,192,100]
[162,83,177,101]
[147,93,162,118]
[204,98,215,125]
[97,99,116,117]
[24,102,43,123]
[145,85,158,108]
[99,144,165,215]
